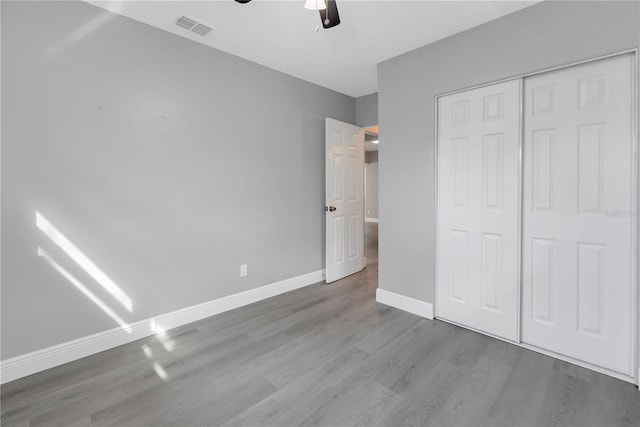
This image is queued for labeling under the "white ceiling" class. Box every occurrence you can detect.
[87,0,540,98]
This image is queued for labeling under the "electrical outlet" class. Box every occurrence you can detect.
[240,264,248,277]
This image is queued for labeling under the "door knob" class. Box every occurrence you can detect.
[324,206,337,212]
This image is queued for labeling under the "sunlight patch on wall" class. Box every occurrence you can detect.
[38,247,132,333]
[35,211,133,312]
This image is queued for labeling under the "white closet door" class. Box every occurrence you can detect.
[522,54,635,375]
[437,79,521,341]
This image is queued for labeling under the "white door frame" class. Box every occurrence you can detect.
[433,49,638,384]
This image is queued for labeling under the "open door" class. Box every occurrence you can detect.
[325,118,365,283]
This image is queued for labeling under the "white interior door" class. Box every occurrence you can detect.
[522,54,635,375]
[436,79,522,341]
[325,118,364,283]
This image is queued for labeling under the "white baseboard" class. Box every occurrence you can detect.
[365,218,379,223]
[376,288,434,320]
[0,269,325,384]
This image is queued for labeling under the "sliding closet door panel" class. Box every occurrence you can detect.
[522,54,635,375]
[437,79,521,341]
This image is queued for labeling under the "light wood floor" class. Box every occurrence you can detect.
[2,223,639,426]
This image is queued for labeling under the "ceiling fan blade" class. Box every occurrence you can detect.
[319,0,340,28]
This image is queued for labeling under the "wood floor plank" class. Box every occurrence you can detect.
[264,304,398,389]
[297,379,400,427]
[425,340,518,427]
[489,349,557,425]
[352,308,424,354]
[222,346,373,427]
[376,331,492,426]
[92,377,277,427]
[561,369,640,427]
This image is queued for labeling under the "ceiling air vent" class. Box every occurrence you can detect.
[175,16,217,37]
[191,23,214,37]
[175,16,197,30]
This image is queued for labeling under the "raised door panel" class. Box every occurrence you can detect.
[577,243,605,336]
[480,233,502,312]
[530,238,555,325]
[333,216,344,263]
[531,129,556,212]
[450,230,469,303]
[482,134,503,210]
[333,153,345,202]
[577,123,604,213]
[452,137,470,208]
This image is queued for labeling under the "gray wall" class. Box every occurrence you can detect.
[355,93,378,127]
[1,1,354,359]
[365,151,378,164]
[377,0,640,305]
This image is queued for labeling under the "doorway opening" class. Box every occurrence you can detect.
[364,125,379,266]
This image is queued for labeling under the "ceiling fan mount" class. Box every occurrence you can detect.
[233,0,340,29]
